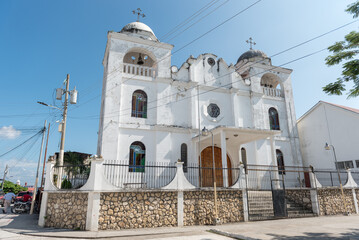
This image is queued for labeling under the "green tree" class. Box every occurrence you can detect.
[2,180,27,194]
[324,1,359,98]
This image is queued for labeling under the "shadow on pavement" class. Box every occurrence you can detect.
[267,229,359,240]
[0,213,73,234]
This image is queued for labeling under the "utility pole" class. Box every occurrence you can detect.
[30,120,47,214]
[57,74,70,188]
[1,165,9,189]
[40,122,50,189]
[38,74,77,188]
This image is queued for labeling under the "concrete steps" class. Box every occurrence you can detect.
[247,191,316,220]
[248,191,274,220]
[286,198,315,218]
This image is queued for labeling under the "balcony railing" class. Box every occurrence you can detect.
[123,63,155,77]
[262,87,283,98]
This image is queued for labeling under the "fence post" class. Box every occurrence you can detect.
[79,157,115,231]
[343,169,359,214]
[162,161,195,227]
[240,165,249,222]
[38,159,57,227]
[309,166,320,216]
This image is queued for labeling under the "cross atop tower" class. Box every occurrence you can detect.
[132,8,146,22]
[246,37,256,50]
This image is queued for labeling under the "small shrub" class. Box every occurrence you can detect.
[61,179,72,189]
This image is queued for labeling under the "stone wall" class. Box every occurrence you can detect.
[318,188,355,215]
[184,189,243,226]
[45,192,88,230]
[286,189,312,210]
[98,191,177,230]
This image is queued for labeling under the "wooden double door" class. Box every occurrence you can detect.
[200,146,232,187]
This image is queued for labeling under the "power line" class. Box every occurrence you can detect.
[70,0,228,108]
[159,0,219,41]
[69,46,327,120]
[166,0,230,43]
[70,0,262,111]
[0,129,44,158]
[72,17,358,120]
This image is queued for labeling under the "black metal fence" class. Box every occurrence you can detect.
[245,165,313,190]
[103,160,177,189]
[52,164,91,189]
[185,163,241,188]
[103,160,242,189]
[314,170,349,187]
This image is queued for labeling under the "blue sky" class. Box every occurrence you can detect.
[1,0,358,185]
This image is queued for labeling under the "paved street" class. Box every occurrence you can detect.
[1,209,359,240]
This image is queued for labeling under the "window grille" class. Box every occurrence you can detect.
[269,107,280,130]
[132,90,147,118]
[129,141,146,172]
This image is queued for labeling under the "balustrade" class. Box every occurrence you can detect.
[262,86,283,98]
[123,63,154,77]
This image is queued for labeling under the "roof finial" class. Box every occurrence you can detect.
[132,8,146,22]
[246,37,256,50]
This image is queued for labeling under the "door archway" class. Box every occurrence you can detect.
[200,146,232,187]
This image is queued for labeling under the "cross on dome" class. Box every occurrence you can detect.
[132,8,146,22]
[246,37,256,50]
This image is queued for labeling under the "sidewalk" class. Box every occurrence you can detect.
[1,213,359,239]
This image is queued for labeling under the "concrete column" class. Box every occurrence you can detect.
[220,131,228,187]
[310,189,320,215]
[38,160,56,227]
[269,136,280,188]
[242,189,249,222]
[352,188,359,214]
[86,192,101,231]
[177,191,184,227]
[80,158,115,231]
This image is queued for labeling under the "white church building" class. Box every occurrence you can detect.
[96,20,303,188]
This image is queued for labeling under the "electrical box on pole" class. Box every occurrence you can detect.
[56,88,63,100]
[58,122,63,132]
[70,87,78,104]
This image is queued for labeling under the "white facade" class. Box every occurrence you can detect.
[298,101,359,170]
[97,21,303,187]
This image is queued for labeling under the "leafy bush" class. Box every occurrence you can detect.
[2,180,27,194]
[61,179,72,189]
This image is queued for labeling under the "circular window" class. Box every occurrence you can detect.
[207,58,215,66]
[207,103,220,118]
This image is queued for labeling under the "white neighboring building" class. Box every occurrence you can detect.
[96,21,303,188]
[298,101,359,170]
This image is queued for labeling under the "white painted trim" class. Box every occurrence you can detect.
[310,189,320,215]
[80,158,117,191]
[162,162,196,190]
[38,191,48,227]
[177,191,184,227]
[86,192,100,231]
[344,169,358,188]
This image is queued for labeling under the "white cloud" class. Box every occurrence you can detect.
[0,159,38,185]
[0,125,21,139]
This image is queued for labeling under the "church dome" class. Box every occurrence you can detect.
[120,22,158,41]
[237,49,270,64]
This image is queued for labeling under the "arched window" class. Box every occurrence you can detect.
[181,143,188,172]
[132,90,147,118]
[129,141,146,172]
[276,149,285,175]
[269,108,280,130]
[241,147,247,171]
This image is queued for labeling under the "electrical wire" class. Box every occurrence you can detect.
[0,129,45,158]
[69,0,262,111]
[69,46,328,120]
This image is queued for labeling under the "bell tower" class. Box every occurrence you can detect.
[97,15,173,160]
